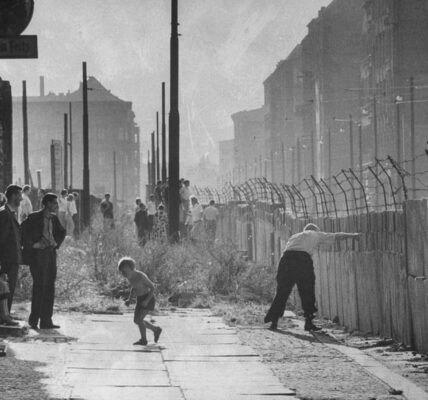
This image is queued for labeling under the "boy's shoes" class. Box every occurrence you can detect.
[268,322,278,331]
[154,327,162,343]
[133,338,148,346]
[40,323,60,329]
[304,320,322,332]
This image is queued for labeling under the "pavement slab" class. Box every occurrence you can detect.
[8,308,299,399]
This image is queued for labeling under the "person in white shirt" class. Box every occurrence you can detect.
[19,185,33,223]
[146,195,157,238]
[264,223,359,332]
[203,200,219,243]
[65,194,75,236]
[189,196,203,240]
[58,189,68,228]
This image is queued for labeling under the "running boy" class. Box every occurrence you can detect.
[118,257,162,345]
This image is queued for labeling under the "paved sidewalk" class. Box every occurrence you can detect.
[8,309,298,400]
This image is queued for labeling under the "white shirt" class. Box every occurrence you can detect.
[203,206,219,221]
[190,203,203,223]
[69,199,77,215]
[147,201,157,216]
[284,230,336,255]
[180,186,191,202]
[58,196,68,212]
[19,194,33,222]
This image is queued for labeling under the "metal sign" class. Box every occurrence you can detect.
[0,0,34,35]
[0,35,37,58]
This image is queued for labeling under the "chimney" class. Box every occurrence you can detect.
[40,76,45,97]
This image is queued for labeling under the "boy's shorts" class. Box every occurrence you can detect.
[134,293,155,324]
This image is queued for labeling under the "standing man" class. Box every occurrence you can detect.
[58,189,68,228]
[264,223,359,332]
[19,184,33,222]
[22,193,66,330]
[134,203,149,246]
[71,192,80,239]
[189,196,203,241]
[146,194,157,238]
[100,193,114,229]
[203,200,219,243]
[0,185,23,312]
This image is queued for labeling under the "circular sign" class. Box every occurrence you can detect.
[0,0,34,35]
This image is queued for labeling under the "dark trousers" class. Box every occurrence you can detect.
[29,248,57,327]
[265,251,317,323]
[0,263,19,312]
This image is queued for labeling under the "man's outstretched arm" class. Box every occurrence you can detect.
[334,232,360,241]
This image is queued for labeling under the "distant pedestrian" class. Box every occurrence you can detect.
[264,223,359,332]
[203,200,219,243]
[58,189,68,228]
[189,196,203,241]
[100,193,114,229]
[134,203,149,246]
[0,185,23,312]
[19,184,33,222]
[71,192,79,239]
[146,194,157,236]
[118,257,162,346]
[22,193,66,330]
[154,181,163,206]
[153,205,168,241]
[135,197,141,212]
[65,194,75,236]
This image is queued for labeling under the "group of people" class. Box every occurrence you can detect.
[0,184,66,329]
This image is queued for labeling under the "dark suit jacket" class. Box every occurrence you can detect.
[21,210,66,265]
[0,205,22,266]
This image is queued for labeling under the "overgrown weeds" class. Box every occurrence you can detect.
[15,211,277,314]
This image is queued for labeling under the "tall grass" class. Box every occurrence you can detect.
[15,211,276,310]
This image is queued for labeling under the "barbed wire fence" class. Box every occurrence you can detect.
[193,151,428,218]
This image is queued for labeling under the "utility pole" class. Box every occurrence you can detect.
[168,0,180,242]
[327,127,332,183]
[396,97,402,203]
[82,61,90,228]
[281,142,285,183]
[113,151,117,206]
[161,82,167,182]
[373,96,379,207]
[63,113,68,189]
[290,147,296,184]
[69,102,73,189]
[358,123,363,184]
[297,137,302,183]
[156,111,160,182]
[349,115,354,170]
[22,80,29,184]
[410,77,416,199]
[151,131,156,191]
[147,150,151,191]
[310,130,315,177]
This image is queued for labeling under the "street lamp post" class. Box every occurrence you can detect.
[168,0,180,242]
[82,61,90,228]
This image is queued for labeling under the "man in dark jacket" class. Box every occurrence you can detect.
[22,193,66,330]
[134,202,149,246]
[0,185,23,312]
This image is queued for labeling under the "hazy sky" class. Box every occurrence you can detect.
[0,0,331,166]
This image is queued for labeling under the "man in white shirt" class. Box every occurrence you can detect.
[146,194,157,238]
[58,189,68,228]
[203,200,219,243]
[189,196,203,240]
[19,185,33,223]
[264,223,359,332]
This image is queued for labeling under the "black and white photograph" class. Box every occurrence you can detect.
[1,1,428,399]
